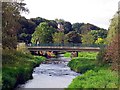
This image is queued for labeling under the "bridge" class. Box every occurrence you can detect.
[27,44,105,52]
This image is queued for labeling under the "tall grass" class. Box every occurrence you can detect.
[67,52,119,88]
[68,70,118,88]
[2,49,46,90]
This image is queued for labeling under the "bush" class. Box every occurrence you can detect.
[68,70,118,88]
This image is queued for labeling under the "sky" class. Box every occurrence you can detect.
[21,0,119,29]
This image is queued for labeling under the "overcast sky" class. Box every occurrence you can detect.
[21,0,119,29]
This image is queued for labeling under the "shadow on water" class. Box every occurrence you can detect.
[17,54,80,88]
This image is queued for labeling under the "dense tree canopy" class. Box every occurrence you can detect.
[72,23,84,34]
[17,17,36,43]
[65,31,81,43]
[81,33,94,44]
[17,16,107,44]
[63,21,73,34]
[31,22,56,44]
[90,30,107,41]
[52,32,65,44]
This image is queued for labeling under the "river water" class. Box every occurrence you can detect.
[17,54,79,88]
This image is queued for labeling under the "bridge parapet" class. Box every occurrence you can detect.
[27,44,106,52]
[27,43,106,48]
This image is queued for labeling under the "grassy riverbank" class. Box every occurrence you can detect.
[2,49,46,90]
[66,52,118,88]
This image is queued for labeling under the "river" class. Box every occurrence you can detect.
[17,54,79,89]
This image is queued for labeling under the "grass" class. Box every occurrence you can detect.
[68,70,118,88]
[64,52,71,57]
[64,52,98,59]
[68,57,96,73]
[2,49,46,90]
[66,52,119,88]
[67,52,98,73]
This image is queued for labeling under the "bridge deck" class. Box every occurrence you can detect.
[27,46,100,52]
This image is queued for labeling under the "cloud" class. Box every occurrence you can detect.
[22,0,119,29]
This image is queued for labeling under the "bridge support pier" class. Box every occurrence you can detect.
[76,51,78,57]
[71,51,78,58]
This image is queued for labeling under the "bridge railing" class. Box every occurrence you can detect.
[27,43,106,48]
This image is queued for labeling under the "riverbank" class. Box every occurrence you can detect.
[65,52,118,88]
[2,49,46,90]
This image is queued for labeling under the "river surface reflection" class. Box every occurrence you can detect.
[17,54,79,88]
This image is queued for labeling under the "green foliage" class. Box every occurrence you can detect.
[63,21,73,34]
[64,52,71,57]
[101,12,120,70]
[2,2,28,49]
[31,22,56,44]
[68,57,96,73]
[68,70,118,88]
[96,48,107,65]
[2,49,46,90]
[90,30,107,40]
[95,38,106,44]
[67,52,98,73]
[64,52,98,59]
[65,31,81,43]
[52,32,65,44]
[81,33,95,44]
[107,13,119,44]
[18,16,106,44]
[72,23,84,34]
[78,52,98,59]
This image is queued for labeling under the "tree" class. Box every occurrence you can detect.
[72,23,84,34]
[31,22,56,44]
[103,12,120,70]
[48,20,58,29]
[107,14,119,44]
[90,30,107,41]
[18,17,36,43]
[63,21,73,34]
[30,17,46,25]
[52,32,65,44]
[65,31,81,43]
[2,1,28,49]
[81,33,94,44]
